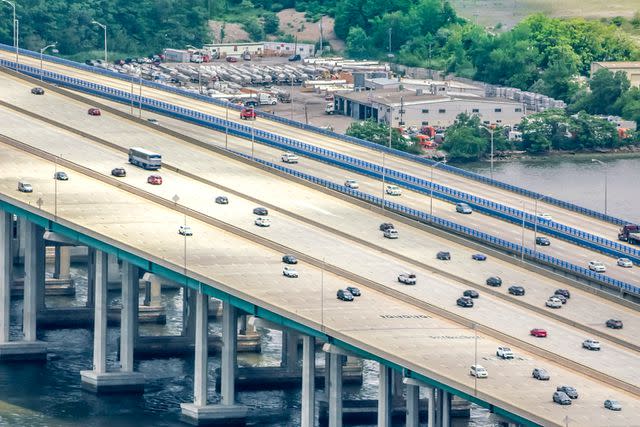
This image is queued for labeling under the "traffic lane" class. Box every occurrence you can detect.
[3,145,627,427]
[3,52,621,242]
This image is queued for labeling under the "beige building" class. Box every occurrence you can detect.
[591,62,640,87]
[334,90,526,128]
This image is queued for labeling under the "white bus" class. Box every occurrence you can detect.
[128,147,162,170]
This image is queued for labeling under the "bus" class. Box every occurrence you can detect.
[128,147,162,170]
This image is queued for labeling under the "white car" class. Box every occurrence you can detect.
[283,266,298,278]
[617,258,633,268]
[383,228,399,239]
[398,273,417,285]
[281,152,299,163]
[178,225,193,236]
[582,339,601,351]
[588,261,606,273]
[538,213,553,221]
[385,185,402,196]
[344,179,359,189]
[255,217,271,227]
[469,365,488,378]
[546,297,562,309]
[496,346,514,359]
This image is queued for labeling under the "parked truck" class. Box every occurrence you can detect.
[325,103,335,115]
[258,93,277,105]
[618,224,640,244]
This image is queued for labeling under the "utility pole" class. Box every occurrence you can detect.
[319,16,323,55]
[388,27,392,54]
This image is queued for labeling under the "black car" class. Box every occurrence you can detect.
[554,288,570,299]
[31,87,45,95]
[288,54,301,61]
[253,207,269,216]
[244,100,259,108]
[552,294,567,304]
[379,222,394,232]
[556,385,578,399]
[463,289,479,299]
[111,167,126,177]
[282,255,298,264]
[437,251,451,260]
[508,285,525,296]
[456,296,474,307]
[346,286,361,297]
[532,368,550,380]
[54,171,69,181]
[486,276,502,287]
[337,289,354,301]
[606,318,623,329]
[535,236,551,246]
[215,196,229,204]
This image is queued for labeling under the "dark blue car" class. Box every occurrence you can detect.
[472,253,487,261]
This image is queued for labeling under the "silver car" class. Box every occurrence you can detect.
[582,339,601,351]
[18,181,33,193]
[604,399,622,411]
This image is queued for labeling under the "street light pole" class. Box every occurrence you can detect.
[533,194,546,257]
[521,201,525,262]
[91,20,107,63]
[591,159,608,215]
[225,102,229,149]
[1,0,17,62]
[251,111,255,159]
[429,160,445,219]
[480,125,495,180]
[39,42,57,82]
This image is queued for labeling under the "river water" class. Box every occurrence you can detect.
[3,154,637,427]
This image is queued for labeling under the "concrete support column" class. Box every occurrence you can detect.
[221,300,237,405]
[193,291,208,407]
[120,261,138,373]
[435,388,443,427]
[238,314,247,335]
[0,211,11,343]
[107,254,120,285]
[426,386,436,427]
[328,352,343,427]
[149,274,162,307]
[441,390,451,427]
[182,288,196,341]
[53,246,71,280]
[93,250,108,374]
[377,363,392,427]
[23,222,45,341]
[405,383,419,427]
[282,330,299,372]
[301,335,315,427]
[86,247,96,308]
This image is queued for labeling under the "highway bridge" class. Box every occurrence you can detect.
[0,48,639,427]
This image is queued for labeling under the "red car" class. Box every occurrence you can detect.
[147,174,162,185]
[88,107,101,116]
[240,107,256,120]
[530,328,547,338]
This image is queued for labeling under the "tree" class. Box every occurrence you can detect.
[569,69,631,115]
[346,120,418,153]
[345,27,372,59]
[439,113,508,161]
[263,12,280,35]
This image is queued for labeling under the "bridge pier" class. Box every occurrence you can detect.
[80,251,144,393]
[301,334,315,427]
[0,215,47,361]
[181,298,247,425]
[377,363,392,427]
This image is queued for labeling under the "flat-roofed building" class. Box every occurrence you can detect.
[591,61,640,87]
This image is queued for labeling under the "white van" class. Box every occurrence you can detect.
[18,181,33,193]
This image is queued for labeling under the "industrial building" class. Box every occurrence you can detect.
[591,61,640,87]
[201,42,316,59]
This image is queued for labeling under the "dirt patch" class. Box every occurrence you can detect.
[209,21,250,43]
[276,9,345,52]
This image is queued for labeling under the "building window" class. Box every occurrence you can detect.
[421,121,429,125]
[421,109,429,113]
[438,109,446,113]
[472,108,479,113]
[494,108,502,113]
[234,45,238,52]
[399,121,405,126]
[496,119,502,123]
[515,108,522,112]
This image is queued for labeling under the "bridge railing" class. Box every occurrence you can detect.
[3,58,638,295]
[2,42,629,228]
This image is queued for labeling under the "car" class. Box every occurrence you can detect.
[226,56,238,62]
[471,253,487,261]
[469,365,487,378]
[617,257,633,268]
[240,107,256,120]
[383,228,399,239]
[288,54,301,61]
[255,217,271,227]
[552,294,567,304]
[385,185,402,196]
[535,236,551,246]
[253,207,269,216]
[215,196,229,205]
[538,213,553,221]
[486,276,502,287]
[463,289,479,298]
[282,255,298,264]
[606,319,623,329]
[283,266,298,278]
[604,399,622,411]
[53,171,68,181]
[178,225,193,236]
[554,289,570,299]
[18,181,33,193]
[281,152,299,163]
[336,289,354,301]
[147,118,159,125]
[582,339,601,351]
[556,386,578,399]
[532,368,550,380]
[455,202,473,214]
[496,346,514,359]
[553,391,572,405]
[530,328,547,338]
[88,107,101,116]
[588,260,606,273]
[436,251,451,260]
[545,297,562,309]
[147,174,162,185]
[457,296,474,308]
[346,286,361,296]
[31,87,45,95]
[244,99,259,108]
[344,179,359,189]
[111,167,126,177]
[508,285,525,296]
[379,223,394,232]
[398,273,417,285]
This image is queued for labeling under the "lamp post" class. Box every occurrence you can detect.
[521,201,526,262]
[91,20,107,63]
[591,159,608,215]
[39,42,57,82]
[381,123,393,210]
[533,194,546,257]
[1,0,16,62]
[429,160,446,219]
[479,124,496,180]
[250,109,255,159]
[225,102,229,149]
